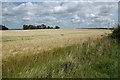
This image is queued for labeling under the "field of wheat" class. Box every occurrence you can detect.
[2,29,119,78]
[2,29,110,57]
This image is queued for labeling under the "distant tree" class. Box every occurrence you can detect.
[0,25,8,30]
[23,25,28,30]
[24,25,38,29]
[55,26,60,29]
[29,25,33,29]
[32,25,37,29]
[47,26,50,29]
[23,24,60,30]
[41,24,46,29]
[50,27,53,29]
[37,25,42,29]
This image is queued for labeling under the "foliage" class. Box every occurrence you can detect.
[23,24,60,30]
[55,26,60,29]
[111,24,120,40]
[0,25,9,30]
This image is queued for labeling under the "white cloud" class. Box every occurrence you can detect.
[1,0,119,2]
[52,1,80,14]
[86,13,96,18]
[53,6,65,13]
[43,16,56,21]
[71,14,81,22]
[2,2,118,28]
[22,17,31,21]
[90,14,96,17]
[12,3,25,11]
[26,2,33,6]
[26,11,34,16]
[74,15,80,20]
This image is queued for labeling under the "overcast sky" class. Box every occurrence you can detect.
[1,0,119,29]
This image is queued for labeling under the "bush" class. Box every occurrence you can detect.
[111,25,120,40]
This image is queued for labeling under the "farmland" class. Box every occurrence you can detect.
[2,29,110,56]
[1,29,119,78]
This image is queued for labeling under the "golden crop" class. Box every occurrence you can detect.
[2,29,111,57]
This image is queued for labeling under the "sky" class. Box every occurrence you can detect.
[1,0,119,29]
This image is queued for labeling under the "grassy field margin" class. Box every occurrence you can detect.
[2,36,120,78]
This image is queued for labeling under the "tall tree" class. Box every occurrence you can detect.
[55,26,60,29]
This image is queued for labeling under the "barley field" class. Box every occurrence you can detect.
[2,29,119,78]
[2,29,110,57]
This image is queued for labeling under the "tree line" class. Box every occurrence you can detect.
[23,24,60,30]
